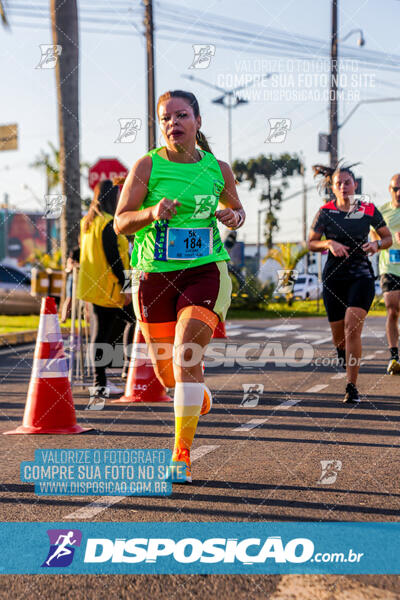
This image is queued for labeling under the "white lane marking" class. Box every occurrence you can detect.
[266,324,301,331]
[362,331,385,338]
[331,373,346,379]
[376,350,385,354]
[64,445,219,520]
[233,418,268,432]
[191,445,219,460]
[363,354,375,360]
[312,337,332,346]
[65,496,126,519]
[225,324,242,330]
[275,398,301,409]
[248,332,268,338]
[306,384,329,393]
[227,330,244,336]
[294,332,325,340]
[275,383,329,409]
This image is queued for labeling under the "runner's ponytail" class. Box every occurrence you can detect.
[196,129,213,154]
[312,161,359,193]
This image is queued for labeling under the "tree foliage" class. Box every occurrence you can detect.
[233,153,302,248]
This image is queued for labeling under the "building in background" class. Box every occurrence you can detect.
[0,210,59,264]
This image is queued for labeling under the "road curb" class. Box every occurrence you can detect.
[0,327,71,348]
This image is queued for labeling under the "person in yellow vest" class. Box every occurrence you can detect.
[77,180,133,398]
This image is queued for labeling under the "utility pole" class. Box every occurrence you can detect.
[329,0,338,168]
[144,0,156,151]
[301,161,309,272]
[46,172,52,255]
[3,192,9,260]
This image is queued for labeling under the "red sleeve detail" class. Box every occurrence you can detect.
[362,202,375,216]
[321,200,337,210]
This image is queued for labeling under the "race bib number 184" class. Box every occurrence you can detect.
[166,228,212,260]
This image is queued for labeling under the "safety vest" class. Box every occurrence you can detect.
[77,211,129,308]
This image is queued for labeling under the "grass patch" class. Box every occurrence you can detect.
[0,315,78,335]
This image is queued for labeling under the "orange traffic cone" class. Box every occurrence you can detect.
[212,320,228,339]
[112,324,172,403]
[4,297,92,434]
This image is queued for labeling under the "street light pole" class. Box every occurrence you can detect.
[256,208,262,273]
[184,74,272,164]
[144,0,156,151]
[329,0,338,168]
[227,96,233,165]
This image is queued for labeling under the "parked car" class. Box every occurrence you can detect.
[293,274,322,300]
[0,264,41,315]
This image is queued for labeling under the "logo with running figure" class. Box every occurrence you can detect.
[265,118,291,143]
[42,529,82,568]
[115,118,142,143]
[36,44,62,69]
[344,194,371,219]
[192,194,217,219]
[241,384,264,407]
[317,460,342,485]
[213,180,225,197]
[189,44,216,69]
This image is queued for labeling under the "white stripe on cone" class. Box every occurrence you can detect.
[32,358,68,379]
[36,314,62,343]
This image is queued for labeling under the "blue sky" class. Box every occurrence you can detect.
[1,0,400,243]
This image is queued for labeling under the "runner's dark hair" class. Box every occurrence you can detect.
[312,160,360,193]
[157,90,213,154]
[82,180,119,232]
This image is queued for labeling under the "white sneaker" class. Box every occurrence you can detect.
[107,382,124,395]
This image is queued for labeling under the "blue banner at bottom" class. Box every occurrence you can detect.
[0,522,398,574]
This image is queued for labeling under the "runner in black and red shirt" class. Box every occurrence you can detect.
[308,164,392,403]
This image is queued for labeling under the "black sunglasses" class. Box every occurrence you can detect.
[391,186,400,192]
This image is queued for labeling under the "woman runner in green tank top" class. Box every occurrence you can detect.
[114,90,246,483]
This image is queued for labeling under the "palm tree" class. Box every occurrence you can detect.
[31,141,90,197]
[50,0,80,266]
[233,153,302,249]
[265,242,308,305]
[0,1,9,28]
[31,142,61,192]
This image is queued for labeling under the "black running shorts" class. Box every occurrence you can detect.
[381,273,400,293]
[322,277,375,322]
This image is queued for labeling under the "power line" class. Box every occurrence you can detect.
[7,3,400,71]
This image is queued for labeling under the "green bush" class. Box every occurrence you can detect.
[230,272,273,310]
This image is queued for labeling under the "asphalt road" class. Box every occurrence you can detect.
[0,316,399,598]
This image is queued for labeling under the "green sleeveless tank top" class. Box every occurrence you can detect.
[131,146,231,272]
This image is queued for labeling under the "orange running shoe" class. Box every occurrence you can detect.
[166,447,192,483]
[200,386,212,416]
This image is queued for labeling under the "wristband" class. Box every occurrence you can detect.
[233,211,245,230]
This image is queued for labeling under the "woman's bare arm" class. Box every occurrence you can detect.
[114,156,153,235]
[215,160,245,229]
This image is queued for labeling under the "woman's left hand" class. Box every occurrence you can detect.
[362,240,379,255]
[215,208,238,229]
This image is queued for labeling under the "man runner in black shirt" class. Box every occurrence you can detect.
[308,164,392,403]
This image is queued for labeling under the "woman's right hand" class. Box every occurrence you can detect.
[327,240,350,257]
[150,198,181,221]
